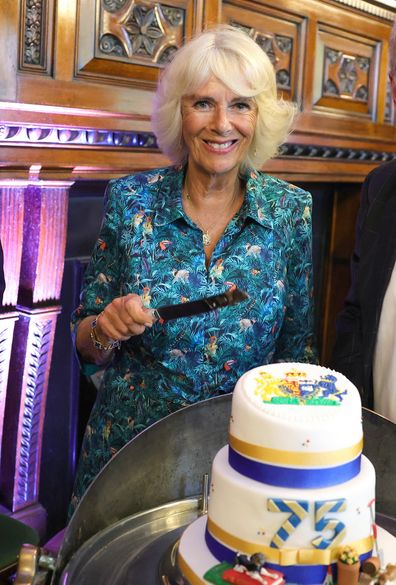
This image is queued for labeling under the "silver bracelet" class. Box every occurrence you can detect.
[90,314,121,351]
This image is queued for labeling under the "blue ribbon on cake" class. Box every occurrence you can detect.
[205,526,372,585]
[228,445,361,488]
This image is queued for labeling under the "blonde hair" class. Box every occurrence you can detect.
[151,25,296,171]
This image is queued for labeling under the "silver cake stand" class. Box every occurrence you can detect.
[58,498,197,585]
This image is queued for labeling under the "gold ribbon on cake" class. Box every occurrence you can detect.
[207,517,373,565]
[229,434,363,466]
[178,554,208,585]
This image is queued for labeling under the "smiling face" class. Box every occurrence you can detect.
[181,77,258,181]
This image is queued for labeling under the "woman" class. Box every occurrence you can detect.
[70,25,317,513]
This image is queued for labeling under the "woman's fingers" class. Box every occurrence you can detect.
[98,293,154,341]
[124,294,155,328]
[98,308,135,340]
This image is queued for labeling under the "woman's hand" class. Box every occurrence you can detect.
[95,293,154,342]
[76,293,155,365]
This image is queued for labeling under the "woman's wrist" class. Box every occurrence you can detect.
[90,313,121,351]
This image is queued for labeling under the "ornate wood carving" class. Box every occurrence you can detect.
[323,49,370,102]
[384,76,395,124]
[230,21,293,92]
[0,314,18,468]
[77,0,193,87]
[19,0,53,74]
[332,0,396,20]
[0,123,157,149]
[223,3,303,103]
[8,308,60,511]
[314,25,379,118]
[99,0,185,65]
[279,142,395,162]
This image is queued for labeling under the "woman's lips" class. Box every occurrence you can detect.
[203,139,238,152]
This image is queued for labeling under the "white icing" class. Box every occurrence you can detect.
[231,363,362,455]
[208,448,375,550]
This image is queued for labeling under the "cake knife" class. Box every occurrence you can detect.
[151,287,248,322]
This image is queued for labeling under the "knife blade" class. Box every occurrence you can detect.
[152,287,248,322]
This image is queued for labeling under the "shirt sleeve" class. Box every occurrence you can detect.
[71,179,123,329]
[273,188,318,364]
[70,179,125,372]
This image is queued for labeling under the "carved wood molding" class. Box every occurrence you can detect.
[279,142,396,162]
[0,123,158,149]
[0,315,18,470]
[331,0,396,20]
[1,121,395,163]
[76,0,194,87]
[19,0,53,74]
[323,49,370,102]
[12,308,60,510]
[230,21,293,92]
[99,0,185,65]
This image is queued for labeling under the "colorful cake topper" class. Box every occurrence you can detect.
[253,370,347,406]
[204,553,285,585]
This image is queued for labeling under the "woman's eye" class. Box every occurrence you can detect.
[194,100,211,110]
[232,101,251,111]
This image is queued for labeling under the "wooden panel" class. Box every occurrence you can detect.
[223,1,305,103]
[76,0,196,88]
[313,24,380,119]
[54,0,78,81]
[0,0,19,101]
[18,0,55,75]
[320,183,362,365]
[203,0,221,28]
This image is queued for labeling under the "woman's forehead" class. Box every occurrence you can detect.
[182,75,256,100]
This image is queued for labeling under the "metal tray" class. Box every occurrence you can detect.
[59,498,200,585]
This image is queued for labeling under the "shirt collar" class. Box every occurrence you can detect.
[239,170,273,230]
[152,166,185,226]
[153,166,273,230]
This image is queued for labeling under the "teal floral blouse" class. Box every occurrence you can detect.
[70,165,317,512]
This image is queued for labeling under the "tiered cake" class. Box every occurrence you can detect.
[178,363,376,585]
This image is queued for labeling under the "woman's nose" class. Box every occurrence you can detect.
[212,105,232,134]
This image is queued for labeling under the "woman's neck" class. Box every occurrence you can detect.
[183,163,243,207]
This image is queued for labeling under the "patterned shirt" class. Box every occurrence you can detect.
[70,165,317,510]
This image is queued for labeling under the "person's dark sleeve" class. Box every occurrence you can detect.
[330,174,372,390]
[0,240,5,306]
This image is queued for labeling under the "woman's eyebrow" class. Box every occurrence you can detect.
[186,93,213,101]
[186,94,252,102]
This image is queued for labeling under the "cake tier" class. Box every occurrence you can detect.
[207,447,375,561]
[230,363,363,487]
[178,516,394,585]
